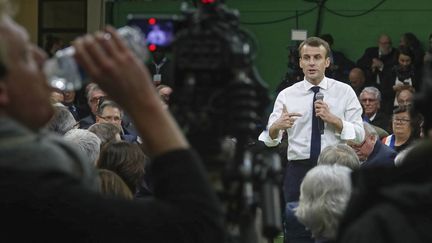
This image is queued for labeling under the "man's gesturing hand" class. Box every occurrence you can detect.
[269,105,302,139]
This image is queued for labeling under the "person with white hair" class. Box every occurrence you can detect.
[347,122,396,168]
[295,165,352,241]
[88,122,122,149]
[64,129,101,166]
[317,144,360,169]
[45,105,77,135]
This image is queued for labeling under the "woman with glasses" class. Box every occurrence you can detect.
[382,105,422,153]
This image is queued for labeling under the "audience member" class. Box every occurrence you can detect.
[44,34,64,58]
[62,90,84,121]
[97,141,148,195]
[45,105,77,135]
[96,99,138,143]
[88,122,122,149]
[359,86,391,133]
[283,143,358,243]
[79,83,106,129]
[0,2,223,241]
[357,34,398,89]
[394,84,415,108]
[156,84,173,109]
[320,34,355,83]
[348,122,396,168]
[348,67,367,96]
[98,169,133,200]
[382,105,422,153]
[393,46,421,88]
[50,88,64,104]
[64,129,101,166]
[423,33,432,63]
[317,144,360,169]
[399,32,424,69]
[295,165,352,242]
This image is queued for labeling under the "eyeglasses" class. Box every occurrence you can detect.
[90,96,105,104]
[99,115,121,122]
[360,98,377,103]
[393,118,410,124]
[348,138,366,149]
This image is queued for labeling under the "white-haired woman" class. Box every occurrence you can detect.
[295,165,352,242]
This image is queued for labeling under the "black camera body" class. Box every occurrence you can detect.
[128,2,269,158]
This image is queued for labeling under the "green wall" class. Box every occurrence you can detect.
[111,0,432,95]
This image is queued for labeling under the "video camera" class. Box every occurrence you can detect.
[128,1,281,242]
[127,2,269,149]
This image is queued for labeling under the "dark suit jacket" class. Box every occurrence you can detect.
[362,140,397,169]
[79,114,96,129]
[357,47,398,88]
[357,48,397,115]
[367,111,391,133]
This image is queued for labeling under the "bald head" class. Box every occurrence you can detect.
[349,68,365,90]
[378,34,392,55]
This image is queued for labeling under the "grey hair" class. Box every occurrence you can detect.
[64,129,101,166]
[295,165,352,240]
[363,122,379,139]
[360,86,381,102]
[318,144,360,169]
[85,83,103,102]
[45,106,76,135]
[88,122,121,147]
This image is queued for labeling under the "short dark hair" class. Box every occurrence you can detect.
[97,99,123,118]
[298,37,331,58]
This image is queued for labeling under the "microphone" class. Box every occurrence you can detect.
[315,92,324,135]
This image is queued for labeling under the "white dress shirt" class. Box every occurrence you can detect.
[259,77,365,161]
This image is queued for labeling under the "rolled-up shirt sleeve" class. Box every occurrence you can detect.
[258,93,285,147]
[339,89,365,144]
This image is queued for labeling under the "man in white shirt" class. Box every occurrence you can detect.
[259,37,364,202]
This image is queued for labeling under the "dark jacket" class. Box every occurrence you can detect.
[0,118,224,242]
[357,47,398,87]
[361,140,396,169]
[79,114,96,129]
[364,111,391,133]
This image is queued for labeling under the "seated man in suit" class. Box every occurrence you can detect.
[357,34,398,89]
[348,122,397,168]
[359,86,391,133]
[96,99,138,143]
[79,83,106,129]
